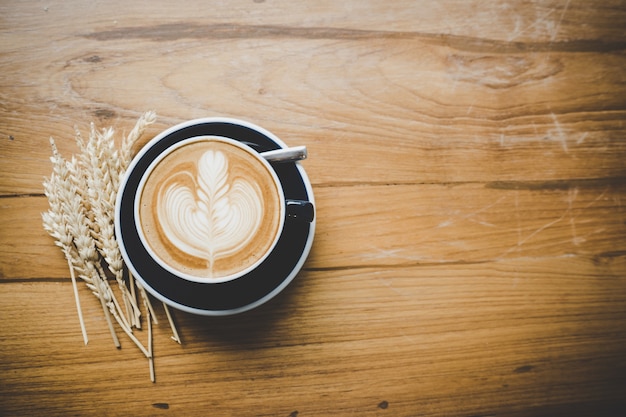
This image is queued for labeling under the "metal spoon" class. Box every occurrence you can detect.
[261,146,307,163]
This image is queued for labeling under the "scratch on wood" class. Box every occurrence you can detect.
[438,196,506,229]
[567,187,584,245]
[377,277,409,297]
[526,213,565,244]
[551,0,571,41]
[550,113,568,153]
[582,187,609,210]
[507,7,556,42]
[447,55,563,89]
[502,209,567,257]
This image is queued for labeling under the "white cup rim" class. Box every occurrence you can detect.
[133,135,286,284]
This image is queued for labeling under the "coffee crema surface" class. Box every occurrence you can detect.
[137,137,284,281]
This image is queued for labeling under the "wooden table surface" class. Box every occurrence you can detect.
[2,1,626,416]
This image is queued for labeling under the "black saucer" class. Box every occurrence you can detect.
[116,119,315,315]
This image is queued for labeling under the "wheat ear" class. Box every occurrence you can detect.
[42,112,180,382]
[118,111,160,329]
[76,125,139,327]
[42,138,88,345]
[64,155,122,348]
[67,149,155,356]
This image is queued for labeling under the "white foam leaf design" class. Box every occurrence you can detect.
[157,150,263,275]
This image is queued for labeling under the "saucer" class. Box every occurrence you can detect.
[116,118,315,316]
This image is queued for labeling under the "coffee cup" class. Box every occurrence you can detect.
[137,135,290,283]
[116,118,315,315]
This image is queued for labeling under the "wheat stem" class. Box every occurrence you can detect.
[144,295,155,383]
[163,303,181,344]
[109,303,150,358]
[136,279,158,325]
[93,263,133,333]
[98,290,121,348]
[129,272,141,329]
[68,258,88,345]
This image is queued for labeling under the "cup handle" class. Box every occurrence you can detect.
[286,200,315,223]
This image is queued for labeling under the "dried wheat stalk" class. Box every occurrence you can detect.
[42,111,179,382]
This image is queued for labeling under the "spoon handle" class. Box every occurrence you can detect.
[261,146,307,163]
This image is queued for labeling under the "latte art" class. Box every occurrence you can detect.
[137,137,284,281]
[157,150,264,276]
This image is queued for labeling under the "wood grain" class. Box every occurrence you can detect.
[1,0,626,416]
[2,257,626,416]
[3,182,626,279]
